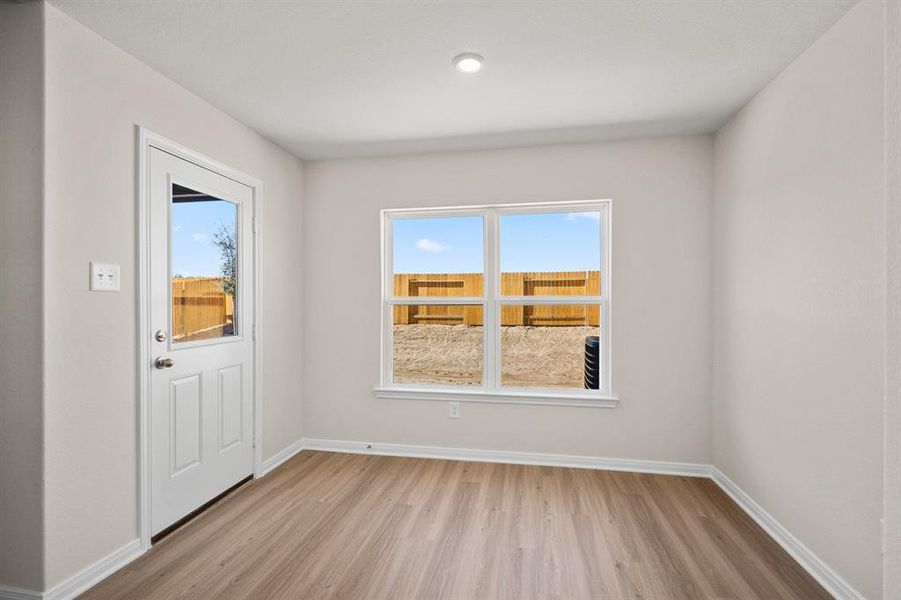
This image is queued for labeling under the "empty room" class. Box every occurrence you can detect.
[1,0,899,598]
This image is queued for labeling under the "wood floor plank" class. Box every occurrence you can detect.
[77,451,831,600]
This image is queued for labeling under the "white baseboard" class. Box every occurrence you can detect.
[260,438,306,476]
[300,437,711,477]
[41,539,143,600]
[0,586,42,600]
[710,468,863,600]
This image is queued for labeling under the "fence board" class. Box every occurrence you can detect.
[393,272,601,326]
[171,277,234,339]
[170,272,600,335]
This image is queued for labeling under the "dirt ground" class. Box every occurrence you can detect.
[392,324,597,388]
[177,323,235,343]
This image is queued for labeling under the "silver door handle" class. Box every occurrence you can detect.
[155,357,175,369]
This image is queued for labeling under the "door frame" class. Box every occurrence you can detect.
[136,127,263,550]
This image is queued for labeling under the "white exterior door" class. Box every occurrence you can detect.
[149,147,254,536]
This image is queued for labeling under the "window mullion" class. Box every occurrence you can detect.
[483,209,498,391]
[381,213,393,386]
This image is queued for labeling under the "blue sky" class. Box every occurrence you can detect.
[393,211,601,274]
[171,200,236,277]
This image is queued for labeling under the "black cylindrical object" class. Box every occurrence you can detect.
[584,336,600,389]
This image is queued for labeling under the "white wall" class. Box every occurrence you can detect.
[303,136,713,464]
[0,1,45,592]
[713,1,884,597]
[41,4,304,588]
[884,0,901,595]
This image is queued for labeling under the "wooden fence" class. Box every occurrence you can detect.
[171,277,234,340]
[393,271,601,326]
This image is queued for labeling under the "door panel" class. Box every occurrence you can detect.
[218,365,243,451]
[149,147,254,536]
[170,374,202,475]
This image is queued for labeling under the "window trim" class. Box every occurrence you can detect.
[378,199,616,407]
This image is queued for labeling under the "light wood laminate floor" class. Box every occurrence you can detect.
[78,451,830,599]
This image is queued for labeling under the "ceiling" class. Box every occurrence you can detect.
[50,0,856,160]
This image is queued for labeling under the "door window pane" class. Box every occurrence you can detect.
[500,211,602,296]
[393,304,483,385]
[392,216,484,296]
[171,184,238,343]
[500,304,600,389]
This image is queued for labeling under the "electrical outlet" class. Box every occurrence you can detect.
[90,262,120,292]
[449,401,461,419]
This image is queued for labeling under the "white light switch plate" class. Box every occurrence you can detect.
[90,262,120,292]
[449,401,461,419]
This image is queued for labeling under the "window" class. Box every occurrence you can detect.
[378,201,613,405]
[170,183,238,343]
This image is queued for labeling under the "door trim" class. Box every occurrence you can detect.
[136,127,263,551]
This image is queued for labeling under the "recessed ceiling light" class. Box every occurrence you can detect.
[452,53,484,74]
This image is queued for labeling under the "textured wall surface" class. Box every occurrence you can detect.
[42,4,305,588]
[713,2,885,596]
[0,1,46,592]
[304,136,714,464]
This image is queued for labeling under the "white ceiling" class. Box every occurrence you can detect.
[50,0,856,160]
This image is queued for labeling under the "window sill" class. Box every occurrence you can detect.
[372,386,619,408]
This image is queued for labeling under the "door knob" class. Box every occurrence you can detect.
[155,357,175,369]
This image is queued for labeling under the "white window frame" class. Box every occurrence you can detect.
[374,199,618,408]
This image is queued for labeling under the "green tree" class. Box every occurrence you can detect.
[211,221,236,298]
